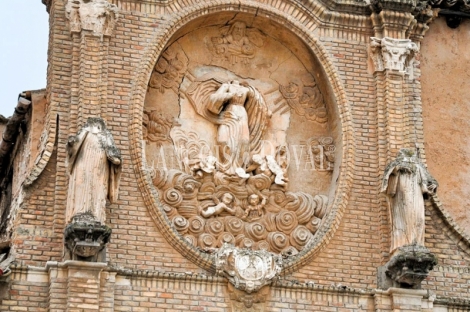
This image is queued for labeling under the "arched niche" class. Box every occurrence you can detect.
[132,10,354,273]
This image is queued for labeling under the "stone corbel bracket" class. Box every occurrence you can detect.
[370,37,419,79]
[64,212,112,262]
[215,244,282,294]
[66,0,119,37]
[385,245,437,289]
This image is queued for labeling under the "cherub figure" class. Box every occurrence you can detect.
[245,154,287,185]
[190,155,217,179]
[266,155,288,186]
[246,154,271,176]
[242,194,267,221]
[201,192,237,218]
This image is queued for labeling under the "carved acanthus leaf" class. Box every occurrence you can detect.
[370,37,419,78]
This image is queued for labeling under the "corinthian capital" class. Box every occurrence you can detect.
[66,0,119,37]
[370,37,419,77]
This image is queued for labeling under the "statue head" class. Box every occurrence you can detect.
[229,21,247,41]
[248,194,260,205]
[221,193,234,205]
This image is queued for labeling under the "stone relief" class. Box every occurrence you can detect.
[381,148,437,254]
[210,21,265,65]
[65,0,119,36]
[143,110,179,145]
[215,244,282,293]
[370,37,418,77]
[307,137,336,171]
[186,78,271,176]
[143,20,338,276]
[66,117,122,224]
[145,72,331,254]
[149,45,189,93]
[278,80,328,123]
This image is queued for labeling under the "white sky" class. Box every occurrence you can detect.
[0,1,49,117]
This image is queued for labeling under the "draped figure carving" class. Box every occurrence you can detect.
[185,78,271,175]
[66,117,122,224]
[381,148,437,254]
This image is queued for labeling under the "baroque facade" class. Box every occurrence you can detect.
[0,0,469,311]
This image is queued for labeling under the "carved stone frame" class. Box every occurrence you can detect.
[128,2,356,274]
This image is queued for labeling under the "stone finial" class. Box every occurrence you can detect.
[370,37,419,77]
[66,0,119,37]
[215,244,282,293]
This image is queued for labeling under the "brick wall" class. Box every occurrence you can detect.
[1,0,470,311]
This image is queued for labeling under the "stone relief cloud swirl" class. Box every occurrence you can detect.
[290,225,313,251]
[225,216,245,236]
[275,211,299,235]
[266,231,289,253]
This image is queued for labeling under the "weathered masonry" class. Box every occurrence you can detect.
[0,0,469,311]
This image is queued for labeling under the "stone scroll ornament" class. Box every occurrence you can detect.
[381,148,438,288]
[216,244,282,293]
[66,0,119,36]
[146,76,331,257]
[64,117,122,261]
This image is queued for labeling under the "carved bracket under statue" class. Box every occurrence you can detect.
[66,0,119,37]
[215,244,282,294]
[385,244,437,289]
[64,212,112,262]
[370,37,419,78]
[379,148,438,289]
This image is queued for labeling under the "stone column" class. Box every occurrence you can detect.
[370,36,418,158]
[47,261,110,312]
[65,0,119,132]
[368,0,434,265]
[374,288,435,312]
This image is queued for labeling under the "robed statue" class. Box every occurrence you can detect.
[185,78,271,175]
[381,148,437,254]
[66,117,122,224]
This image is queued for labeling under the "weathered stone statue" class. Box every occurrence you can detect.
[66,117,122,224]
[381,148,437,254]
[380,148,438,288]
[193,79,271,176]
